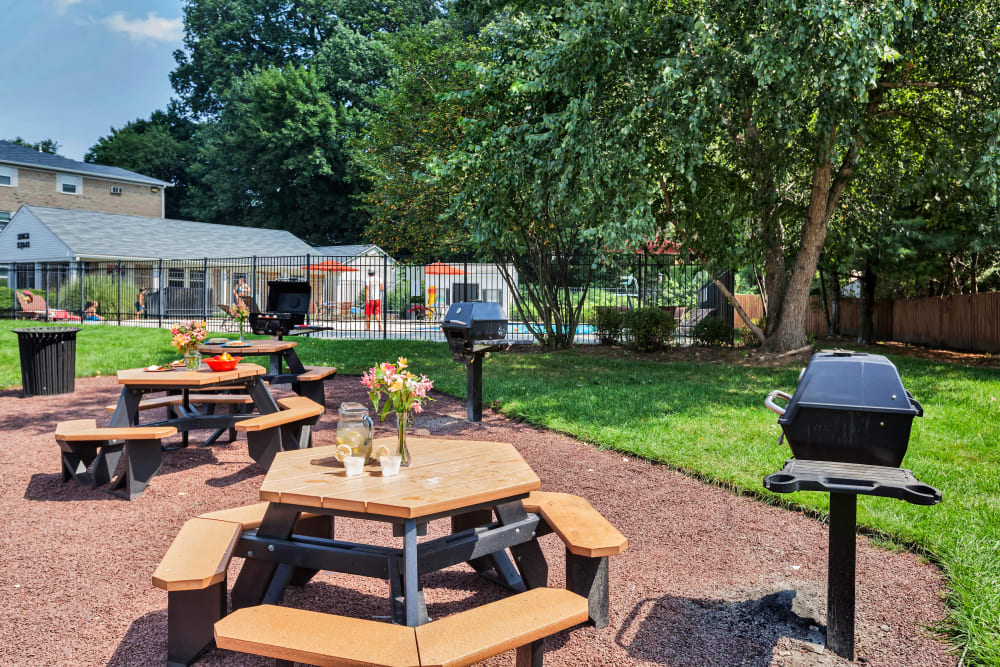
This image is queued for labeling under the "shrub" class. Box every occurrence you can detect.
[594,306,624,345]
[693,316,734,347]
[622,307,677,351]
[738,317,766,347]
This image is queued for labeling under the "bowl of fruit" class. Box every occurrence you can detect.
[203,352,242,371]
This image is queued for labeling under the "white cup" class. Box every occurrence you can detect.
[379,455,402,477]
[343,455,366,477]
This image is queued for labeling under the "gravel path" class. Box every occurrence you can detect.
[0,375,953,666]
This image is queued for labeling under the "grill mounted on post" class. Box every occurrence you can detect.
[440,302,508,421]
[249,280,333,339]
[762,350,940,660]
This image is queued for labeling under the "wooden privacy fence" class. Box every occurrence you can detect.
[732,292,1000,353]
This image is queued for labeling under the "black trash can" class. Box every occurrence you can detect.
[12,327,81,397]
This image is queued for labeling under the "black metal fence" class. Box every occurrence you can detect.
[0,254,731,343]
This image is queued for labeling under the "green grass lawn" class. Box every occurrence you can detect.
[2,321,997,662]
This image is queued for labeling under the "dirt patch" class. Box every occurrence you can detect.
[0,375,954,666]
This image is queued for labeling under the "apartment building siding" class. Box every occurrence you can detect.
[0,166,163,219]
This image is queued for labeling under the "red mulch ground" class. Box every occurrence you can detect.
[0,375,953,666]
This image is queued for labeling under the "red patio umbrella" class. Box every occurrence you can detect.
[301,260,359,272]
[425,262,465,275]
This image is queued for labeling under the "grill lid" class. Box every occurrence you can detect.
[265,280,311,314]
[442,301,507,328]
[779,351,921,424]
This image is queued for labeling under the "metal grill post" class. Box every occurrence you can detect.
[466,350,485,421]
[827,492,857,659]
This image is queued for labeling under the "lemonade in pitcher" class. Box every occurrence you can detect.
[336,402,374,461]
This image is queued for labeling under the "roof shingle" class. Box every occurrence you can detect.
[0,141,170,187]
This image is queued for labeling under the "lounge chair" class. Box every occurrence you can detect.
[16,291,81,322]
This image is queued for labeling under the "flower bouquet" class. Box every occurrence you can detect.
[361,357,433,466]
[171,320,208,369]
[233,305,249,341]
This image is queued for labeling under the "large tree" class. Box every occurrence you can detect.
[353,20,481,261]
[85,106,198,219]
[171,0,443,115]
[184,65,359,243]
[461,0,1000,352]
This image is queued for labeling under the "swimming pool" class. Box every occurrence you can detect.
[507,323,595,335]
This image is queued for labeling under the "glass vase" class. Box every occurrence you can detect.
[184,350,201,370]
[396,412,411,467]
[238,321,246,343]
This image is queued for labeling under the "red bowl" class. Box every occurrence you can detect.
[203,356,242,371]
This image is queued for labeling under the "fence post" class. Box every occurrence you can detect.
[117,260,123,325]
[78,261,85,317]
[382,254,388,339]
[157,259,163,329]
[305,254,311,325]
[251,256,258,313]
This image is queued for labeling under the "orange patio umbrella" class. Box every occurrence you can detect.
[424,262,465,275]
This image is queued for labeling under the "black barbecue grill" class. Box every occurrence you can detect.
[762,350,940,660]
[440,302,509,421]
[250,280,332,338]
[765,351,923,466]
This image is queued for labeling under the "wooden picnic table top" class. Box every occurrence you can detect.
[198,340,297,355]
[259,437,541,519]
[116,363,266,387]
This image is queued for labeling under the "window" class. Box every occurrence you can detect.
[57,174,82,195]
[189,270,205,290]
[0,166,16,187]
[110,185,122,195]
[168,268,185,288]
[0,211,9,233]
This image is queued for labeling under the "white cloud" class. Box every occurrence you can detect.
[103,12,183,43]
[52,0,82,15]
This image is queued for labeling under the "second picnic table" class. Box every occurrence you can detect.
[198,339,335,408]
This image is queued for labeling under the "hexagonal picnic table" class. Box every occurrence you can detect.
[230,437,545,627]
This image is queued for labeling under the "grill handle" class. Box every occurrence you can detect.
[444,319,467,326]
[765,390,793,416]
[906,391,924,417]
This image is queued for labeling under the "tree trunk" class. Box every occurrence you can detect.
[762,212,786,337]
[858,262,877,344]
[760,160,836,353]
[819,270,832,335]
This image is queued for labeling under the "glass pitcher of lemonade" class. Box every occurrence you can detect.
[337,402,374,461]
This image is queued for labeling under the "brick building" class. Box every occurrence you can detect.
[0,141,169,231]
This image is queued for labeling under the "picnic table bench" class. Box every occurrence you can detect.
[197,340,336,408]
[153,439,628,665]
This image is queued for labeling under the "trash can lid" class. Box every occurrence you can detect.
[12,327,82,335]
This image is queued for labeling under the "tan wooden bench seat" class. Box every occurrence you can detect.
[153,518,242,592]
[55,419,177,497]
[523,491,628,557]
[159,504,335,666]
[297,365,337,382]
[214,588,587,667]
[56,419,176,442]
[103,393,254,413]
[235,396,324,469]
[235,396,324,433]
[522,491,627,629]
[215,605,420,667]
[415,587,588,667]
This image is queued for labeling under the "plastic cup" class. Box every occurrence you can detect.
[380,454,402,477]
[343,455,366,477]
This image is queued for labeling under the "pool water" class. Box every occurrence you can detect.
[508,323,595,335]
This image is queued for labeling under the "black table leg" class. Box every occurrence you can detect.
[495,501,547,590]
[109,387,142,428]
[230,504,301,610]
[283,349,307,375]
[247,376,280,414]
[402,518,429,626]
[268,352,283,377]
[827,493,857,660]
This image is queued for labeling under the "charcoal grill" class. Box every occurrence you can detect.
[762,350,940,660]
[765,350,923,466]
[249,280,332,339]
[440,302,508,421]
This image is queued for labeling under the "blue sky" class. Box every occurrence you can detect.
[0,0,184,160]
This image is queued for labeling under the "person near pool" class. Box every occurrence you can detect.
[365,269,383,331]
[233,277,250,310]
[84,301,104,321]
[134,288,146,318]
